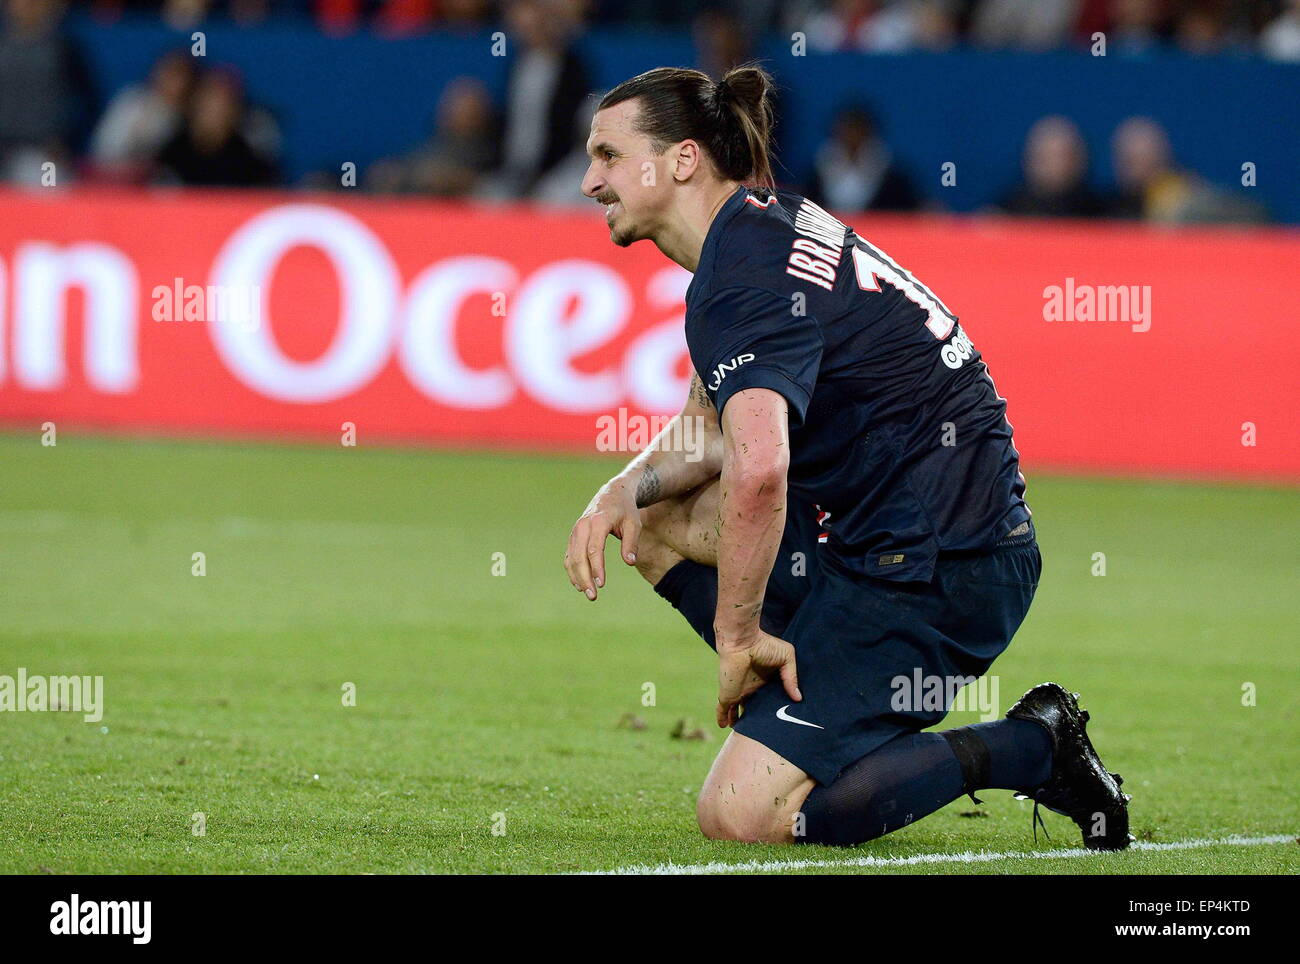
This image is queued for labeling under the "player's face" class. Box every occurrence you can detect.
[581,101,671,248]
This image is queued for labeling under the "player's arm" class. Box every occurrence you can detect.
[714,387,800,728]
[622,372,723,508]
[564,374,722,600]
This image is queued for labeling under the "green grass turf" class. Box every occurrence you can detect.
[0,432,1295,874]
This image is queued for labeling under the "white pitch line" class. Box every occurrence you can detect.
[582,834,1295,876]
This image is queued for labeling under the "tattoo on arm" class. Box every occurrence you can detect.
[635,463,662,508]
[690,374,712,410]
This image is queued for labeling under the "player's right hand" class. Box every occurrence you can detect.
[565,480,641,601]
[716,632,801,728]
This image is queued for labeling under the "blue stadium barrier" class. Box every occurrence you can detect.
[67,15,1300,221]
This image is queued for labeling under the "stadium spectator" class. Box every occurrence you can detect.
[162,0,211,30]
[311,0,474,36]
[998,115,1106,218]
[806,0,881,51]
[694,7,752,79]
[230,0,271,27]
[529,95,599,207]
[0,0,95,185]
[806,104,921,212]
[910,0,962,49]
[1173,0,1237,55]
[1073,0,1113,42]
[89,48,196,183]
[1106,0,1171,53]
[1107,115,1268,223]
[314,0,364,34]
[438,0,493,28]
[971,0,1080,50]
[365,76,498,196]
[491,0,591,197]
[612,0,721,28]
[726,0,785,38]
[1106,116,1172,218]
[806,0,959,52]
[374,0,436,36]
[1260,0,1300,60]
[154,67,279,186]
[867,0,933,52]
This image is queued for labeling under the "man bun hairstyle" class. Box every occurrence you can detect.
[598,63,776,188]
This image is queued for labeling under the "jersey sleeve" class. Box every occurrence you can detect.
[688,285,823,429]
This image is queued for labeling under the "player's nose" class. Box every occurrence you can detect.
[581,162,604,199]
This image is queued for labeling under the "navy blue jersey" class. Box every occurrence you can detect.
[685,186,1030,583]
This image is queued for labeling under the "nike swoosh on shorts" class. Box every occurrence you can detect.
[776,704,824,729]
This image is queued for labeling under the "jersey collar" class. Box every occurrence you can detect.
[687,184,751,303]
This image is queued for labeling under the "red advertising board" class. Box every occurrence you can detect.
[0,187,1294,480]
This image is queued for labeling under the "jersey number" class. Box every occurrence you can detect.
[851,241,957,341]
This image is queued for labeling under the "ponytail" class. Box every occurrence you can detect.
[712,65,775,188]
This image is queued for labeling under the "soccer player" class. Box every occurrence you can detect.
[563,65,1131,849]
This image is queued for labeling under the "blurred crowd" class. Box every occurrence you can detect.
[44,0,1300,57]
[0,0,281,185]
[0,0,1285,223]
[994,113,1267,222]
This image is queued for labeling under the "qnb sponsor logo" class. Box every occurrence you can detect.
[707,352,754,391]
[151,277,262,332]
[50,895,151,944]
[0,203,694,412]
[595,408,706,462]
[1042,277,1152,332]
[0,668,103,723]
[889,670,999,722]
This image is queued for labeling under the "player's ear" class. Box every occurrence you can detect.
[671,139,700,183]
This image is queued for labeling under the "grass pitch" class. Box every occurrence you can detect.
[0,433,1295,874]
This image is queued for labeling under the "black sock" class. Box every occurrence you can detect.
[652,559,719,650]
[798,719,1053,846]
[961,717,1053,791]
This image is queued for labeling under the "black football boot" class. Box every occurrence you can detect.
[1007,682,1134,851]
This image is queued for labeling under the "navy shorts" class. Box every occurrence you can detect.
[736,508,1041,786]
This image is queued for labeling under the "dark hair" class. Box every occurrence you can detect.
[597,64,775,188]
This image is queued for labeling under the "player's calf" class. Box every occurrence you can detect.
[629,480,721,586]
[630,499,689,585]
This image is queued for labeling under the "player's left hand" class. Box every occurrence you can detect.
[716,631,800,728]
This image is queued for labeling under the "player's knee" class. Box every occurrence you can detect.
[696,790,791,844]
[633,538,682,586]
[696,794,744,841]
[637,498,672,541]
[632,501,684,585]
